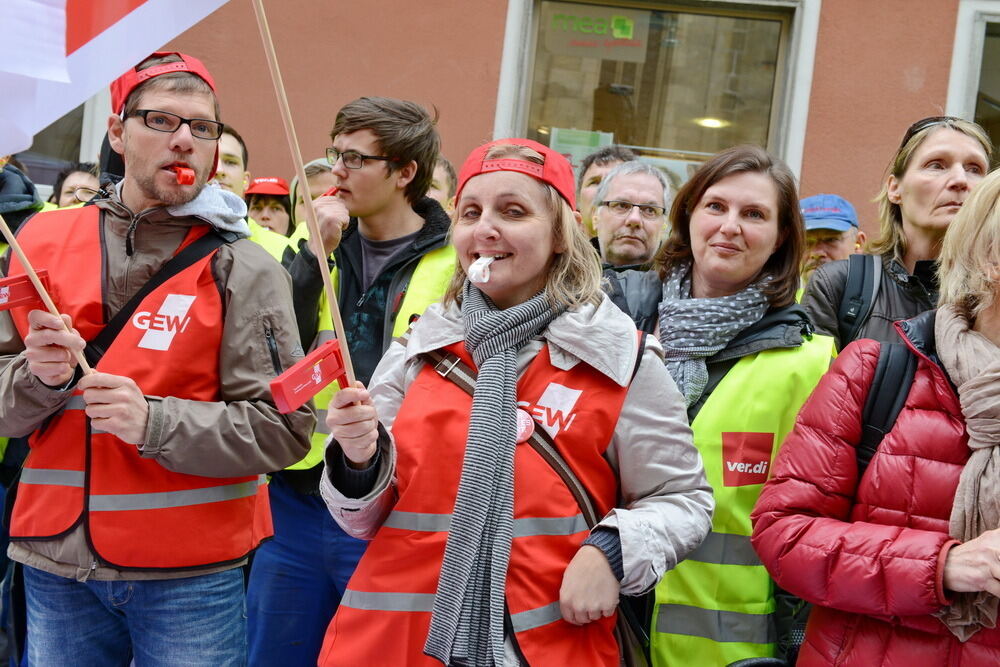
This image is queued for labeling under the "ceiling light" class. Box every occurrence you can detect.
[695,117,729,129]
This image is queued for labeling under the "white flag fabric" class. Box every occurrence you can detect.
[0,0,230,157]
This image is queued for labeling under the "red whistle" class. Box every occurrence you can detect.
[169,166,195,185]
[322,186,340,197]
[0,271,51,312]
[270,339,348,414]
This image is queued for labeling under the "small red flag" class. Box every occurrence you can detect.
[270,339,348,414]
[0,270,50,312]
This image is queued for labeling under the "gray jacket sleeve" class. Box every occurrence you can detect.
[800,260,848,350]
[139,240,314,477]
[596,335,714,596]
[0,312,75,437]
[319,339,409,539]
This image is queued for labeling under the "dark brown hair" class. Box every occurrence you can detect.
[331,97,440,204]
[655,144,803,307]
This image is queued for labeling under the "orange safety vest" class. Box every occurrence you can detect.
[6,206,272,570]
[320,341,630,666]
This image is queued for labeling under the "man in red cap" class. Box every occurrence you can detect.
[0,52,313,664]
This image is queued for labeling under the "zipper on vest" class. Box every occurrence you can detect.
[264,325,283,374]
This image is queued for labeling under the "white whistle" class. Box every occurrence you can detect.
[468,256,495,284]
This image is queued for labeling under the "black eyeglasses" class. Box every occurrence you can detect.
[129,109,223,140]
[898,116,963,150]
[326,147,396,170]
[600,200,666,220]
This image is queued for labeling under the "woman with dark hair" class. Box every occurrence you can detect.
[605,144,835,666]
[317,139,713,666]
[801,116,992,350]
[751,165,1000,666]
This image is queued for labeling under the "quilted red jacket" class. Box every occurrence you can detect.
[751,310,1000,666]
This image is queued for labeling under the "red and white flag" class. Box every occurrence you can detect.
[0,0,229,157]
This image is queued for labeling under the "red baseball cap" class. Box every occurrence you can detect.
[109,52,220,182]
[245,177,290,196]
[455,138,576,209]
[110,52,216,115]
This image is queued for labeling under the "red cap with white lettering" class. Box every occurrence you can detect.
[455,138,576,209]
[110,52,216,115]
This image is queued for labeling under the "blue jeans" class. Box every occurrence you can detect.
[246,475,367,666]
[23,565,246,667]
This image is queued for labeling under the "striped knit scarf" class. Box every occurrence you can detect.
[424,282,560,666]
[657,262,770,407]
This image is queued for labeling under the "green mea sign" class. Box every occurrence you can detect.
[551,13,635,39]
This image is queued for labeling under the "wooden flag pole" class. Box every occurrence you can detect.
[0,212,93,374]
[250,0,356,385]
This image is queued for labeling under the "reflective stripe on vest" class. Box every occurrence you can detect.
[20,470,263,510]
[288,245,456,470]
[656,603,776,645]
[322,341,628,666]
[20,468,84,487]
[383,510,588,537]
[651,334,834,667]
[685,530,760,567]
[340,590,563,633]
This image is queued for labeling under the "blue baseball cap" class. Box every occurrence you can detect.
[800,194,858,232]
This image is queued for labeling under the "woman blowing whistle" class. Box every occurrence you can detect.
[314,138,713,666]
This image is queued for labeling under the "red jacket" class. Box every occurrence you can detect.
[751,310,1000,665]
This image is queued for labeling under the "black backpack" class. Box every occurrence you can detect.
[837,254,883,347]
[769,340,917,666]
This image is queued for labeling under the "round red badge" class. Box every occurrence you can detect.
[516,408,535,444]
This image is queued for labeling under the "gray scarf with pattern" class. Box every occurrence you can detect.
[657,262,770,407]
[423,282,560,666]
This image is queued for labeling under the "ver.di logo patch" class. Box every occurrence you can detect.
[721,431,774,486]
[131,294,196,351]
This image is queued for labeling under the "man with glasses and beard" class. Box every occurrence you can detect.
[0,52,312,664]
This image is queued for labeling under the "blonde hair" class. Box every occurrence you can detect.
[444,144,602,310]
[871,118,992,258]
[939,168,1000,317]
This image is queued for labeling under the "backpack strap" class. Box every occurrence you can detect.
[837,254,882,345]
[83,230,233,366]
[857,341,917,480]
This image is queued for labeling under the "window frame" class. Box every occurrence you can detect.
[493,0,821,177]
[947,0,1000,118]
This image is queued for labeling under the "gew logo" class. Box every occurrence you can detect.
[131,294,195,351]
[518,382,583,437]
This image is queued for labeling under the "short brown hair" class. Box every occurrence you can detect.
[122,54,219,121]
[654,145,803,307]
[331,97,439,204]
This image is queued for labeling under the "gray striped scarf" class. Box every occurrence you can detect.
[424,282,560,666]
[657,262,769,407]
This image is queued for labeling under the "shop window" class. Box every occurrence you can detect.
[975,20,1000,150]
[525,1,790,185]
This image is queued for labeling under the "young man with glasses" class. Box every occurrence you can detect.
[248,96,455,666]
[0,52,313,664]
[592,160,671,268]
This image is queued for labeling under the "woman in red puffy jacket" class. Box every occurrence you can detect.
[751,167,1000,665]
